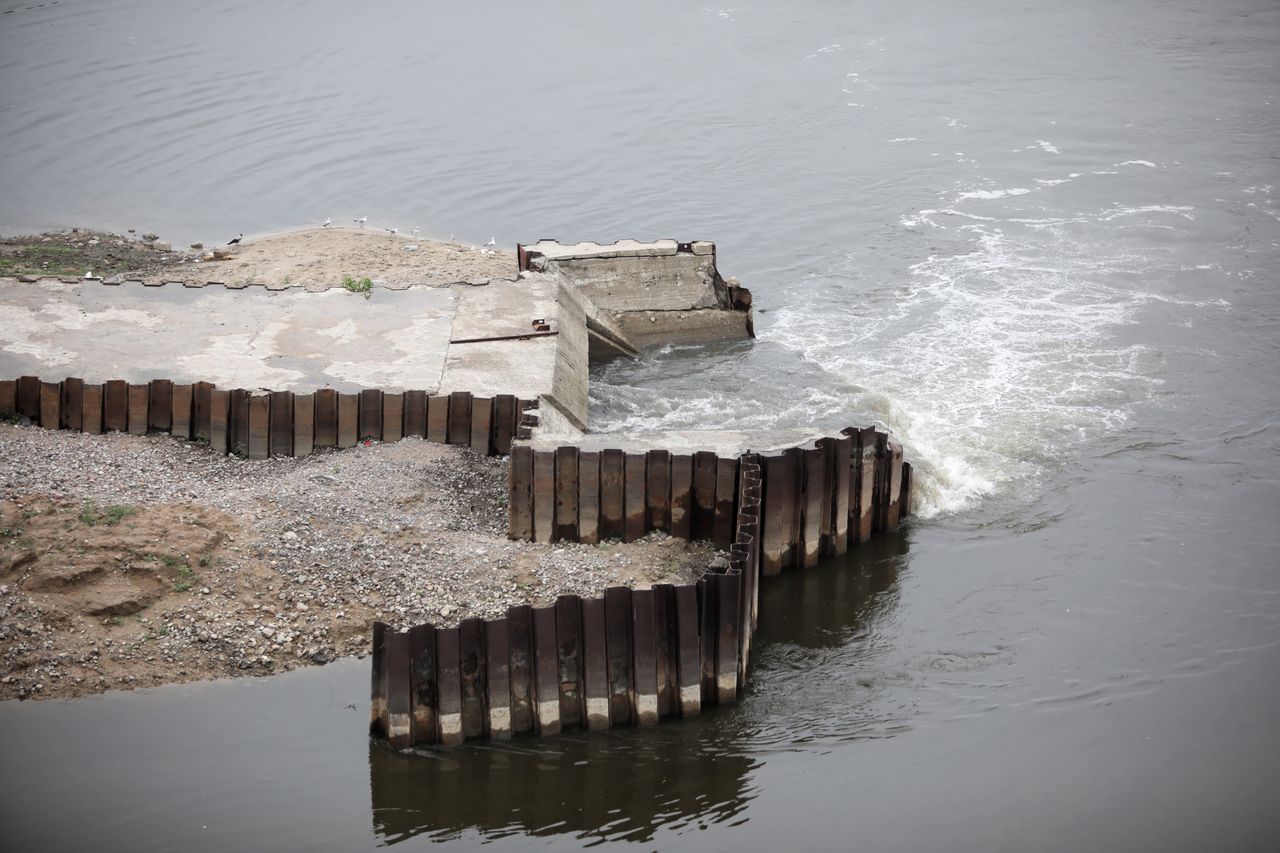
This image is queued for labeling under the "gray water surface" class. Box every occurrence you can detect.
[2,0,1279,850]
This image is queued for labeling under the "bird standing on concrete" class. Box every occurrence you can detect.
[323,217,331,228]
[485,236,496,247]
[386,226,398,235]
[354,216,367,227]
[228,233,242,245]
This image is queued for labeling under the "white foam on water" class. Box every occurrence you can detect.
[1119,160,1157,168]
[764,197,1221,517]
[957,187,1032,201]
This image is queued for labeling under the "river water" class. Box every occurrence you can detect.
[2,0,1278,850]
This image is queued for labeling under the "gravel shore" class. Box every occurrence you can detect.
[0,424,716,701]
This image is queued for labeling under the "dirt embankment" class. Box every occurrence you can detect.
[0,425,717,701]
[0,226,515,286]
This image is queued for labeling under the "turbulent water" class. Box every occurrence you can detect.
[1,1,1278,850]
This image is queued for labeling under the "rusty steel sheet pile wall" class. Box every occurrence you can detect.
[507,428,909,558]
[0,376,537,459]
[369,457,765,748]
[372,429,911,748]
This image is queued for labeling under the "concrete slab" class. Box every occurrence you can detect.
[524,239,680,261]
[0,279,456,392]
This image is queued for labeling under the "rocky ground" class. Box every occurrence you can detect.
[0,227,515,287]
[0,424,717,701]
[0,228,196,279]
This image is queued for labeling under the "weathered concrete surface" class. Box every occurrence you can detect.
[3,237,750,438]
[0,279,458,392]
[616,307,753,347]
[523,239,752,351]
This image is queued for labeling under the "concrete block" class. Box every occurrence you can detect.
[615,307,752,348]
[690,241,715,256]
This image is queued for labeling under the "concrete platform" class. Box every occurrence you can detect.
[0,275,566,399]
[1,237,755,441]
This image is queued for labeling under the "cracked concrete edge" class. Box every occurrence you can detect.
[0,274,522,292]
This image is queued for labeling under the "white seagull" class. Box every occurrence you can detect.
[485,236,496,247]
[411,226,420,238]
[386,226,398,235]
[323,217,331,228]
[353,216,367,227]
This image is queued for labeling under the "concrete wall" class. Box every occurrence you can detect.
[518,239,754,352]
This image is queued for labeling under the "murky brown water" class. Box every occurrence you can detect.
[2,0,1279,850]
